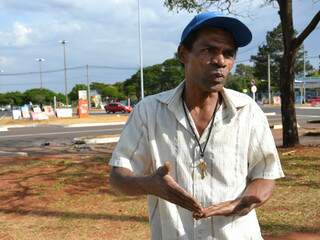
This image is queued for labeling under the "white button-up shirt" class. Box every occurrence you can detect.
[109,81,284,240]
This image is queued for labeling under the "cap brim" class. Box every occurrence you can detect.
[183,16,252,48]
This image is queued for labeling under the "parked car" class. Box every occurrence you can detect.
[309,97,320,106]
[104,102,133,113]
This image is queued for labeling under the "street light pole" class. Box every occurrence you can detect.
[138,0,144,99]
[60,40,69,107]
[86,64,91,111]
[36,58,45,89]
[267,54,271,104]
[303,48,307,103]
[0,70,3,93]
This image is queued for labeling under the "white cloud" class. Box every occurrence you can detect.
[0,22,33,47]
[13,22,33,47]
[0,56,14,67]
[0,0,318,93]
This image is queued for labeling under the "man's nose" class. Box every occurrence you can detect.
[210,53,226,67]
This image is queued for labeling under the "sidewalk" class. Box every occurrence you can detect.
[0,114,128,131]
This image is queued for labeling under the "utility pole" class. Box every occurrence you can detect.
[86,64,91,111]
[0,70,3,92]
[303,48,307,103]
[267,54,271,104]
[60,40,69,107]
[36,58,45,89]
[138,0,144,99]
[303,48,306,77]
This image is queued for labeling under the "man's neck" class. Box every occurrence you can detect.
[183,81,220,110]
[183,81,221,136]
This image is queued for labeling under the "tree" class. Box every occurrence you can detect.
[90,82,125,100]
[251,24,314,91]
[225,64,255,92]
[68,84,88,102]
[24,88,56,105]
[164,0,320,147]
[122,56,184,100]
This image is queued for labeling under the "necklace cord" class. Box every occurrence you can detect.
[182,91,220,158]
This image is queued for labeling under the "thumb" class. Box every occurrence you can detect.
[156,161,171,177]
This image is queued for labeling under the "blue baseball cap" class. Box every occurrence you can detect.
[180,12,252,48]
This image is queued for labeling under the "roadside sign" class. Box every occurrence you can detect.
[12,109,22,120]
[78,90,87,100]
[56,108,73,118]
[251,85,257,93]
[78,99,89,118]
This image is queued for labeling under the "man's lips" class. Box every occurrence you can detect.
[210,72,225,80]
[213,73,224,77]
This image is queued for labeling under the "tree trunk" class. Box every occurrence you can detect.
[278,0,300,147]
[280,53,300,147]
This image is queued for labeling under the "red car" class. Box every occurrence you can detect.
[309,97,320,106]
[104,102,133,113]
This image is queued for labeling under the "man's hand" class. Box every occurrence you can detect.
[193,179,275,219]
[110,162,203,215]
[193,196,260,219]
[149,161,203,215]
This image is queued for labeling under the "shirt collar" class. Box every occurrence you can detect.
[154,80,251,131]
[155,80,250,111]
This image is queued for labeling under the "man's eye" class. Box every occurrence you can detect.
[201,48,210,53]
[224,50,235,58]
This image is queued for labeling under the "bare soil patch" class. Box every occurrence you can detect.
[0,144,319,239]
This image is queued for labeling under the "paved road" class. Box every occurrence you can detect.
[261,106,320,126]
[1,107,319,148]
[0,124,124,148]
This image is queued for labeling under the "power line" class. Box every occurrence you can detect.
[0,64,138,76]
[235,58,251,63]
[237,41,265,56]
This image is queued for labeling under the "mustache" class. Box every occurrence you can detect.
[209,70,226,77]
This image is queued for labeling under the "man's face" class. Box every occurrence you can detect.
[179,27,236,93]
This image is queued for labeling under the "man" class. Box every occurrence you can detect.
[109,12,284,240]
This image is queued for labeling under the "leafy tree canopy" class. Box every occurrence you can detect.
[23,88,57,105]
[123,56,184,100]
[68,84,88,102]
[250,24,313,91]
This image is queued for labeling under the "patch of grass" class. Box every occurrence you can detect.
[0,159,44,175]
[258,148,320,236]
[0,146,319,239]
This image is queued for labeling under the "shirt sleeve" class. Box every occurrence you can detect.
[108,103,153,176]
[247,103,285,180]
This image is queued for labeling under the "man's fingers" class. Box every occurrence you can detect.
[201,200,236,218]
[156,161,171,177]
[167,186,202,212]
[167,181,203,211]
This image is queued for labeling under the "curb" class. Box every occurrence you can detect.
[65,122,126,128]
[0,127,8,132]
[5,124,40,129]
[270,124,301,130]
[73,136,120,144]
[0,151,28,157]
[304,131,320,136]
[85,137,120,144]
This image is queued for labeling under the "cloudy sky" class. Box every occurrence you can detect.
[0,0,319,94]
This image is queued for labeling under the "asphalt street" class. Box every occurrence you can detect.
[262,106,320,125]
[0,124,124,148]
[0,106,319,148]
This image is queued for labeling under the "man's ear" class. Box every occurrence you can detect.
[177,45,188,65]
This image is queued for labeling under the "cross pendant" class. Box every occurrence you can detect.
[198,159,207,179]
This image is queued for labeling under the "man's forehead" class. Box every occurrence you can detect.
[194,27,236,47]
